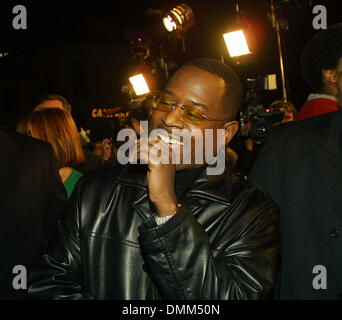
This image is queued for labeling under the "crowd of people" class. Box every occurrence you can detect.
[0,23,342,300]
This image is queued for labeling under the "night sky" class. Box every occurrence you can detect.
[0,0,340,128]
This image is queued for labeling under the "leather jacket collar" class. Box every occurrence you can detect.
[115,163,244,222]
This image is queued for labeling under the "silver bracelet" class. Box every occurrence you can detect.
[155,203,181,226]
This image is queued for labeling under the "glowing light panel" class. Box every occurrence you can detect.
[223,30,250,57]
[129,74,150,96]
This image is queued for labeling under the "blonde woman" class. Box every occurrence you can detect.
[27,108,85,198]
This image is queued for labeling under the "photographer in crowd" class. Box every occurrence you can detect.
[233,99,297,177]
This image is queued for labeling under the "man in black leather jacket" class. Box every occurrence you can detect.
[28,59,279,300]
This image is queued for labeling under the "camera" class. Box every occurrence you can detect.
[239,77,284,145]
[240,105,284,145]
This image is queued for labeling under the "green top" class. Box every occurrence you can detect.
[63,169,83,198]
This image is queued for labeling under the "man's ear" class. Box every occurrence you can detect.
[102,138,112,147]
[322,69,338,84]
[223,121,239,145]
[102,138,113,161]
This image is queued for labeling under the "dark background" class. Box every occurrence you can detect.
[0,0,340,129]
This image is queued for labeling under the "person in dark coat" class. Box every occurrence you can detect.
[250,109,342,299]
[249,25,342,300]
[0,129,68,299]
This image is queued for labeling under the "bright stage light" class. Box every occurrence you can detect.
[223,29,251,58]
[129,74,150,96]
[162,4,194,33]
[163,15,177,32]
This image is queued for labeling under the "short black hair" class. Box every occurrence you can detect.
[301,23,342,91]
[184,58,243,119]
[269,100,298,117]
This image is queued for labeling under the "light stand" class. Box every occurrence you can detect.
[271,0,288,102]
[222,2,251,63]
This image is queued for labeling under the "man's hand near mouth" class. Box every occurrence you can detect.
[132,137,178,217]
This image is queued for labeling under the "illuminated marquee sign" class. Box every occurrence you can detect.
[91,107,130,119]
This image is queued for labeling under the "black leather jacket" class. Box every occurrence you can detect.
[28,163,279,300]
